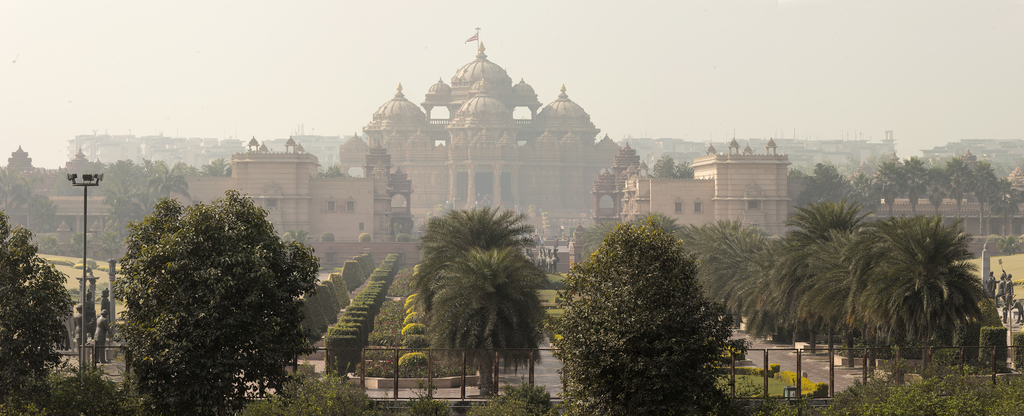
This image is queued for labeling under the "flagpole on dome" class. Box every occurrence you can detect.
[465,27,481,47]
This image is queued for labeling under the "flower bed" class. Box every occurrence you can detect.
[387,268,415,297]
[367,300,403,347]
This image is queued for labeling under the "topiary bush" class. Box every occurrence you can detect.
[979,299,1003,328]
[358,233,371,242]
[320,232,334,242]
[1014,333,1024,370]
[402,323,426,336]
[339,261,366,292]
[955,320,982,362]
[981,326,1008,369]
[402,334,430,349]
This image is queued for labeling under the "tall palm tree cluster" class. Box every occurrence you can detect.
[412,207,547,396]
[800,156,1023,237]
[676,201,986,351]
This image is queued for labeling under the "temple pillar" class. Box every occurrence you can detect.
[510,165,520,207]
[466,164,477,209]
[493,164,503,208]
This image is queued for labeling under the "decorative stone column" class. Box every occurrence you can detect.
[107,259,117,337]
[448,165,458,204]
[510,165,520,207]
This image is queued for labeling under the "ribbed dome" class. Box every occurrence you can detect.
[427,78,451,95]
[372,83,427,124]
[455,91,511,118]
[451,43,513,88]
[512,79,535,96]
[537,85,590,120]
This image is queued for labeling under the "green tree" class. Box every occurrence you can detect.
[902,157,928,216]
[795,162,852,206]
[972,160,999,235]
[414,208,534,317]
[927,165,948,216]
[996,235,1020,256]
[555,219,744,415]
[115,190,319,415]
[200,158,231,178]
[318,165,350,178]
[147,161,190,200]
[849,172,879,212]
[859,216,984,344]
[27,194,59,233]
[990,178,1022,235]
[425,247,545,396]
[0,211,73,397]
[946,157,972,219]
[875,160,906,218]
[649,155,693,179]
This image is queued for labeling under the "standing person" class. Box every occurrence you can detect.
[93,309,110,363]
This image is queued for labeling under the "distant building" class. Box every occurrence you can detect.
[596,140,797,235]
[624,136,896,171]
[345,43,619,222]
[921,139,1024,164]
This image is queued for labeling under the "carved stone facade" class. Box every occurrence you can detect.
[347,44,619,221]
[600,139,793,235]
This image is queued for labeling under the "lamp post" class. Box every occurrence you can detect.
[68,173,102,372]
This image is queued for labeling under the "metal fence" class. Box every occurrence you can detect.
[62,344,1023,401]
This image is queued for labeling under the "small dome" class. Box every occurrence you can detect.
[285,137,297,147]
[247,137,259,147]
[258,142,268,152]
[427,78,451,95]
[743,144,754,155]
[512,79,535,96]
[766,138,777,148]
[295,143,305,153]
[537,85,589,119]
[372,83,427,123]
[455,88,511,118]
[728,138,740,149]
[707,144,717,154]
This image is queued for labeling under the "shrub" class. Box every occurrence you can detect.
[396,233,410,242]
[339,261,366,292]
[402,334,430,349]
[405,294,418,310]
[402,323,426,336]
[358,233,371,242]
[769,363,781,378]
[981,326,1008,368]
[320,232,334,242]
[238,373,376,415]
[399,352,428,368]
[979,299,1003,328]
[354,253,373,276]
[1014,333,1024,370]
[470,380,555,416]
[46,259,76,267]
[955,320,982,362]
[777,371,823,395]
[404,313,418,326]
[388,268,415,297]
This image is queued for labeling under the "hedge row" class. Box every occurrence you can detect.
[299,276,350,343]
[339,260,366,292]
[1013,332,1024,370]
[981,326,1008,367]
[778,371,828,398]
[46,259,76,267]
[715,364,781,378]
[325,253,401,373]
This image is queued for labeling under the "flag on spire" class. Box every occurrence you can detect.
[465,33,478,43]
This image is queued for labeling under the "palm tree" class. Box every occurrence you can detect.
[927,165,948,216]
[426,247,545,396]
[148,161,190,200]
[415,207,535,321]
[858,216,984,344]
[903,157,928,216]
[989,178,1022,235]
[874,160,906,218]
[946,157,971,219]
[972,161,999,236]
[849,172,879,212]
[201,158,231,177]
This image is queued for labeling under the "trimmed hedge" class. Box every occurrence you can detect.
[340,261,366,292]
[324,253,402,373]
[402,323,426,336]
[359,233,371,242]
[1014,333,1024,370]
[47,259,76,267]
[981,326,1008,366]
[778,371,828,397]
[954,320,982,362]
[354,253,374,276]
[300,277,351,343]
[320,232,334,242]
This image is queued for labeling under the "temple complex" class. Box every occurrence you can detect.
[342,44,619,221]
[596,139,796,235]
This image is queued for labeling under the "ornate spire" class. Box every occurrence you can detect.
[558,84,568,99]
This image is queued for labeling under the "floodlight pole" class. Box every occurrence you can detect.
[68,173,102,375]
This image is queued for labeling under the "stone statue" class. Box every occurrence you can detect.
[998,279,1007,304]
[73,304,83,348]
[100,288,110,317]
[93,309,110,363]
[551,247,560,274]
[84,289,96,339]
[984,272,996,298]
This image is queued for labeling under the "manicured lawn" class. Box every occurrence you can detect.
[538,289,559,304]
[969,253,1024,301]
[716,374,789,398]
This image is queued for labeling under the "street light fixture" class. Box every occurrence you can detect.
[67,173,102,372]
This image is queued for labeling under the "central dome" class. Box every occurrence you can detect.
[451,43,513,89]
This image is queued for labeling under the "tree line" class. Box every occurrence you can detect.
[794,156,1023,238]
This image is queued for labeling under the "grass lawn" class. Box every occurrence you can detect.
[968,253,1024,301]
[716,374,789,398]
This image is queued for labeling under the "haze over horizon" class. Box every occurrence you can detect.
[2,0,1022,169]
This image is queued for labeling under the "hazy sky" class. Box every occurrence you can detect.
[2,0,1022,168]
